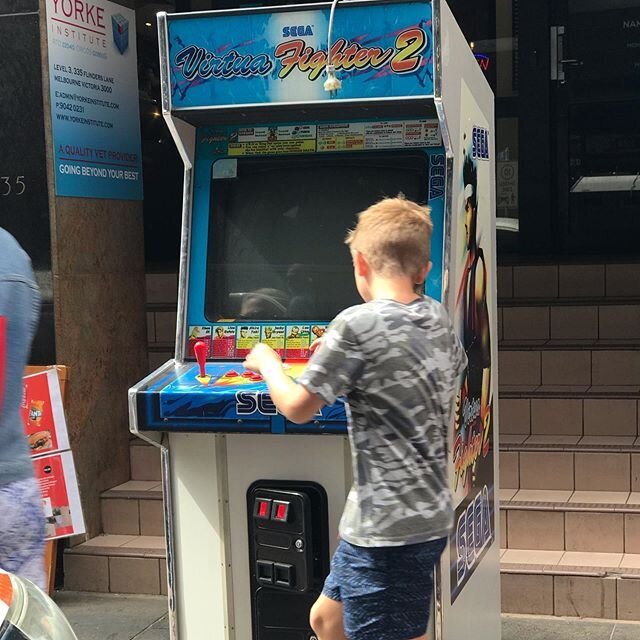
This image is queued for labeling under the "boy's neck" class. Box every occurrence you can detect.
[367,276,421,304]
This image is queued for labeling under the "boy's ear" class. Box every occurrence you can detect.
[353,250,369,277]
[415,261,432,285]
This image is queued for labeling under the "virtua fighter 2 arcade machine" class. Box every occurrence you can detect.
[129,1,501,638]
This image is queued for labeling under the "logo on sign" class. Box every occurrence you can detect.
[174,26,429,84]
[429,153,446,200]
[283,25,314,37]
[472,126,490,161]
[236,391,278,416]
[174,46,273,81]
[275,28,428,81]
[454,485,493,588]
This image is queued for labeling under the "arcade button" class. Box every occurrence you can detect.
[224,370,240,378]
[256,560,274,585]
[242,371,254,378]
[271,500,289,523]
[254,498,272,520]
[274,563,295,588]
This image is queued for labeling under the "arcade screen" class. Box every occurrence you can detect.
[205,152,429,322]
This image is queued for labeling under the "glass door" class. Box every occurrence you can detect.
[551,0,640,255]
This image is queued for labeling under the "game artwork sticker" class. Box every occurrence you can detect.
[228,125,317,156]
[310,324,328,345]
[188,326,212,358]
[261,325,285,356]
[197,118,441,164]
[284,325,311,359]
[212,325,237,358]
[235,325,261,357]
[449,81,496,604]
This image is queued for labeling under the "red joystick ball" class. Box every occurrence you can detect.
[194,341,208,379]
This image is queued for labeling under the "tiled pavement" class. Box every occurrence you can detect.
[54,592,168,640]
[53,591,640,640]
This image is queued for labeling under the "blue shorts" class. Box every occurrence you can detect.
[322,537,447,640]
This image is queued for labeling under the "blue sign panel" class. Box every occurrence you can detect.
[46,0,143,200]
[167,2,434,109]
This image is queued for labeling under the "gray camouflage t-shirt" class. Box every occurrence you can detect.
[298,297,467,547]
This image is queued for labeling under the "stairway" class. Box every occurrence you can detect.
[63,439,167,595]
[63,273,176,595]
[498,263,640,620]
[63,264,640,621]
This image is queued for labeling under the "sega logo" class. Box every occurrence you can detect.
[236,390,324,419]
[454,485,493,588]
[236,391,277,416]
[282,25,314,37]
[429,153,446,200]
[472,126,490,161]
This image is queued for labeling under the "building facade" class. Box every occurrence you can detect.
[3,0,640,619]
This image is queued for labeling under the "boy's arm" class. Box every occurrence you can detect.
[245,311,364,423]
[244,344,325,424]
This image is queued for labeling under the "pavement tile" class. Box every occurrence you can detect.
[54,592,167,640]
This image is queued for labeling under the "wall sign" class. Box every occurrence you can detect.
[46,0,143,200]
[22,369,85,540]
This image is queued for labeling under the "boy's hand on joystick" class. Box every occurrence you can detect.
[244,343,282,377]
[244,342,324,425]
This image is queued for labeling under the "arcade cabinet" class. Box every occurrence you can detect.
[129,1,501,638]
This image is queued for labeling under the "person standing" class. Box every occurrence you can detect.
[245,198,466,640]
[0,228,44,588]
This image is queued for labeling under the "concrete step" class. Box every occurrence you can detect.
[500,489,640,554]
[499,303,640,344]
[500,394,640,440]
[499,443,640,494]
[64,535,167,595]
[101,481,164,537]
[501,554,640,620]
[499,346,640,389]
[130,440,161,483]
[498,263,640,301]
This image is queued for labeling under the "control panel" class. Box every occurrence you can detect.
[133,360,347,433]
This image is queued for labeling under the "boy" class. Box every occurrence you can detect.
[244,197,467,640]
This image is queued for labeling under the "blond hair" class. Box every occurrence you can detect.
[345,196,433,279]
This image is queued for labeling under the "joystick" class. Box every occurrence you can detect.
[194,341,211,385]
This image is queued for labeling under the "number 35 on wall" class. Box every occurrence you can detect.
[1,176,26,196]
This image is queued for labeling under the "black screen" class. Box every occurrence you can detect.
[205,152,429,322]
